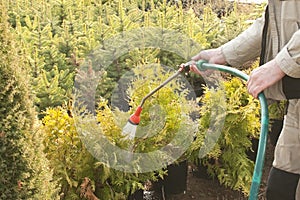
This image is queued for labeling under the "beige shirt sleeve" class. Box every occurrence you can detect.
[220,17,265,67]
[275,30,300,78]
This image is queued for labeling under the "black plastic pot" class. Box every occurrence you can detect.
[128,161,188,200]
[193,162,211,180]
[128,189,143,200]
[163,160,188,196]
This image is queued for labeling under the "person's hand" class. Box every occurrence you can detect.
[247,59,285,98]
[191,48,227,65]
[188,48,227,76]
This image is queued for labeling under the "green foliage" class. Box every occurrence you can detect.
[33,66,74,118]
[96,65,198,197]
[41,104,164,199]
[268,100,286,120]
[189,77,261,195]
[100,64,198,156]
[42,107,97,199]
[0,4,59,199]
[212,2,265,47]
[0,16,31,200]
[2,0,266,198]
[41,63,198,199]
[7,0,262,116]
[24,124,61,200]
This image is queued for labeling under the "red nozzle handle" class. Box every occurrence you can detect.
[129,106,142,125]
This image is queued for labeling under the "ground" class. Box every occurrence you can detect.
[167,141,275,200]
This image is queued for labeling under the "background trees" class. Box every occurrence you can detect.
[0,0,266,199]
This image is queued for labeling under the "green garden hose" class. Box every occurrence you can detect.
[193,60,269,200]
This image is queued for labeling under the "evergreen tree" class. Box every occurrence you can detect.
[0,4,59,199]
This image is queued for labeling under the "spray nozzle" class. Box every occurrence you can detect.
[128,106,142,125]
[126,61,210,126]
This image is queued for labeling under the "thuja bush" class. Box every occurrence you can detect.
[95,64,199,196]
[109,64,198,155]
[188,77,261,195]
[42,107,99,199]
[43,64,198,199]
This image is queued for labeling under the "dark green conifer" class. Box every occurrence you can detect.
[0,4,59,199]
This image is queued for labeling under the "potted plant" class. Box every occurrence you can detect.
[188,77,262,195]
[94,64,199,200]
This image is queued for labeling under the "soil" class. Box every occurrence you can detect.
[167,140,275,200]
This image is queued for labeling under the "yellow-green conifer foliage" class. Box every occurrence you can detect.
[189,77,261,195]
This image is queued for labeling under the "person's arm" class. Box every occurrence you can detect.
[275,30,300,78]
[247,28,300,99]
[221,16,265,67]
[189,15,266,74]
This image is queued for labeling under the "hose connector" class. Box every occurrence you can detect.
[195,60,209,71]
[183,60,209,71]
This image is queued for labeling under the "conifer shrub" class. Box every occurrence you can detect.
[0,5,59,199]
[43,64,198,199]
[188,77,261,195]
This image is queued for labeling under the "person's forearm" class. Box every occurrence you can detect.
[275,30,300,78]
[221,17,265,67]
